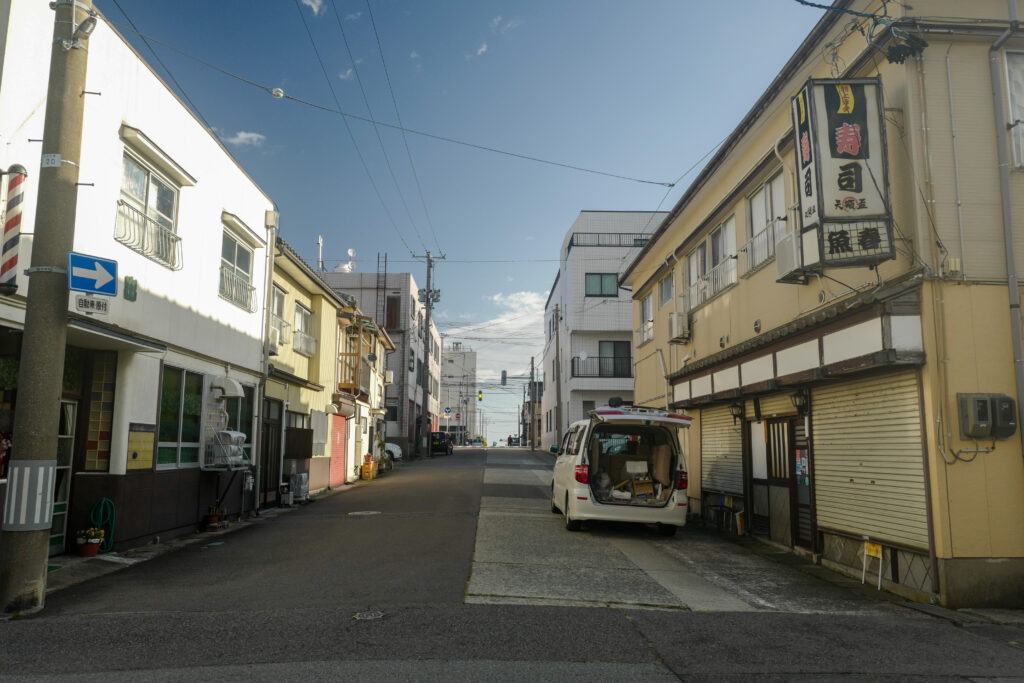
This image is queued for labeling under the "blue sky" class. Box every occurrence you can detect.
[95,0,827,438]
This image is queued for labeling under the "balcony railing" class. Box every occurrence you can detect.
[567,232,650,254]
[686,257,737,308]
[571,356,632,378]
[634,320,654,347]
[270,314,291,344]
[293,329,317,357]
[115,199,182,270]
[740,221,785,275]
[219,266,257,312]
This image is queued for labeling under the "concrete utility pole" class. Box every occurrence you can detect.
[414,251,443,456]
[0,0,96,616]
[529,356,535,450]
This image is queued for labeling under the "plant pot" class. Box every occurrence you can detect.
[76,538,101,557]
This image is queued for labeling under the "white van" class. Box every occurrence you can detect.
[550,403,692,536]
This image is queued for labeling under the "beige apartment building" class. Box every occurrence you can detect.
[623,0,1024,607]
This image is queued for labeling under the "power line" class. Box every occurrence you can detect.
[291,0,415,256]
[102,20,675,188]
[327,0,429,252]
[364,0,443,254]
[108,0,212,131]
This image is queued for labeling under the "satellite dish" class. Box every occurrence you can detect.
[579,352,588,361]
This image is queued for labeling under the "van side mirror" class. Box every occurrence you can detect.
[550,445,559,454]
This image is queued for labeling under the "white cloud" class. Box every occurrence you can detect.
[476,42,488,56]
[346,11,361,20]
[506,276,514,282]
[524,235,535,241]
[410,51,420,59]
[491,16,522,34]
[301,0,323,16]
[339,68,354,81]
[224,131,266,147]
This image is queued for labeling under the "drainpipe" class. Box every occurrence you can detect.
[252,208,279,514]
[989,3,1024,458]
[945,46,968,280]
[656,348,671,411]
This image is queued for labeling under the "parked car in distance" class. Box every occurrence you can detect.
[384,442,402,462]
[431,431,454,455]
[471,438,483,447]
[551,402,692,536]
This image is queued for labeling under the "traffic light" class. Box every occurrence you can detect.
[478,391,483,401]
[501,370,507,385]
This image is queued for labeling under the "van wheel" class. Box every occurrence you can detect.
[564,494,581,531]
[551,484,560,513]
[657,523,677,537]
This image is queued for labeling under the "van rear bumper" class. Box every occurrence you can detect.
[568,486,688,527]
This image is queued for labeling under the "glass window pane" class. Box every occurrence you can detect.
[235,246,251,277]
[157,446,177,465]
[121,155,147,203]
[151,176,176,224]
[602,274,617,295]
[179,447,199,464]
[240,387,254,441]
[226,397,240,431]
[585,273,600,295]
[180,372,204,443]
[750,186,767,236]
[159,367,182,442]
[222,234,236,264]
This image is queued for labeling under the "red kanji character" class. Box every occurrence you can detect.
[801,131,811,164]
[834,122,862,156]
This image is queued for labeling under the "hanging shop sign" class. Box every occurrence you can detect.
[791,77,894,268]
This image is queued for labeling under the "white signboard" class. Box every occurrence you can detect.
[75,295,109,316]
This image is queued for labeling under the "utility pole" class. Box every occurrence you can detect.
[0,0,96,616]
[414,251,443,456]
[554,303,563,444]
[529,356,535,450]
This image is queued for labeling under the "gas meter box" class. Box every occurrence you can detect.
[990,394,1017,439]
[958,393,1017,440]
[958,394,991,439]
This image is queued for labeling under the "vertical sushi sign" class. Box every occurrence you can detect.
[791,77,894,267]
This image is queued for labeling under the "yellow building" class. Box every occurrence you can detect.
[623,0,1024,607]
[262,238,347,503]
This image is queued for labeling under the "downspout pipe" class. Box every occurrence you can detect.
[989,6,1024,459]
[252,208,280,514]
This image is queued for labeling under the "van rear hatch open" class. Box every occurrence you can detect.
[586,420,687,507]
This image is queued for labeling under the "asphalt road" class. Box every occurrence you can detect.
[2,447,1023,681]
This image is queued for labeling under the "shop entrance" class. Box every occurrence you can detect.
[749,418,814,549]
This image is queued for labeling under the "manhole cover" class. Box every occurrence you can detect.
[348,511,381,516]
[353,611,384,620]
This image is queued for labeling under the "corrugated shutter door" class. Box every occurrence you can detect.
[701,405,744,495]
[759,392,798,418]
[812,371,929,550]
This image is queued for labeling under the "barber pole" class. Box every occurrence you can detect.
[1,165,27,289]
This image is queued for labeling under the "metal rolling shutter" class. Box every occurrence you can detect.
[812,371,929,550]
[701,405,744,495]
[758,392,798,419]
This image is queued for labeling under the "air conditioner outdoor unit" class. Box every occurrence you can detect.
[776,230,809,284]
[668,311,690,344]
[268,327,281,354]
[204,430,249,470]
[289,472,309,502]
[384,370,394,385]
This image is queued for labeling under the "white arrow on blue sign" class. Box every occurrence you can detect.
[67,252,117,296]
[444,407,452,415]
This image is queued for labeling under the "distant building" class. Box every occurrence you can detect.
[320,271,440,455]
[540,211,668,450]
[440,342,477,445]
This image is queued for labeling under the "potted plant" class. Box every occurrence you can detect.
[76,527,104,557]
[206,505,226,525]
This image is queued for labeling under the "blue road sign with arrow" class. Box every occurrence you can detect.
[67,252,117,296]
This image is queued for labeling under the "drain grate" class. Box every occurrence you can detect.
[348,511,381,516]
[353,610,384,620]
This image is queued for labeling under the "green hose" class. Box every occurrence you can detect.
[90,498,115,553]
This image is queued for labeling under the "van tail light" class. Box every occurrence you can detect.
[677,470,688,490]
[574,465,589,484]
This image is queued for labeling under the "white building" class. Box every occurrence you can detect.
[440,342,477,444]
[320,271,440,455]
[0,0,274,551]
[540,211,667,450]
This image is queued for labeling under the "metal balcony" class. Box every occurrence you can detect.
[293,330,317,357]
[571,356,632,378]
[115,200,182,270]
[218,266,257,312]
